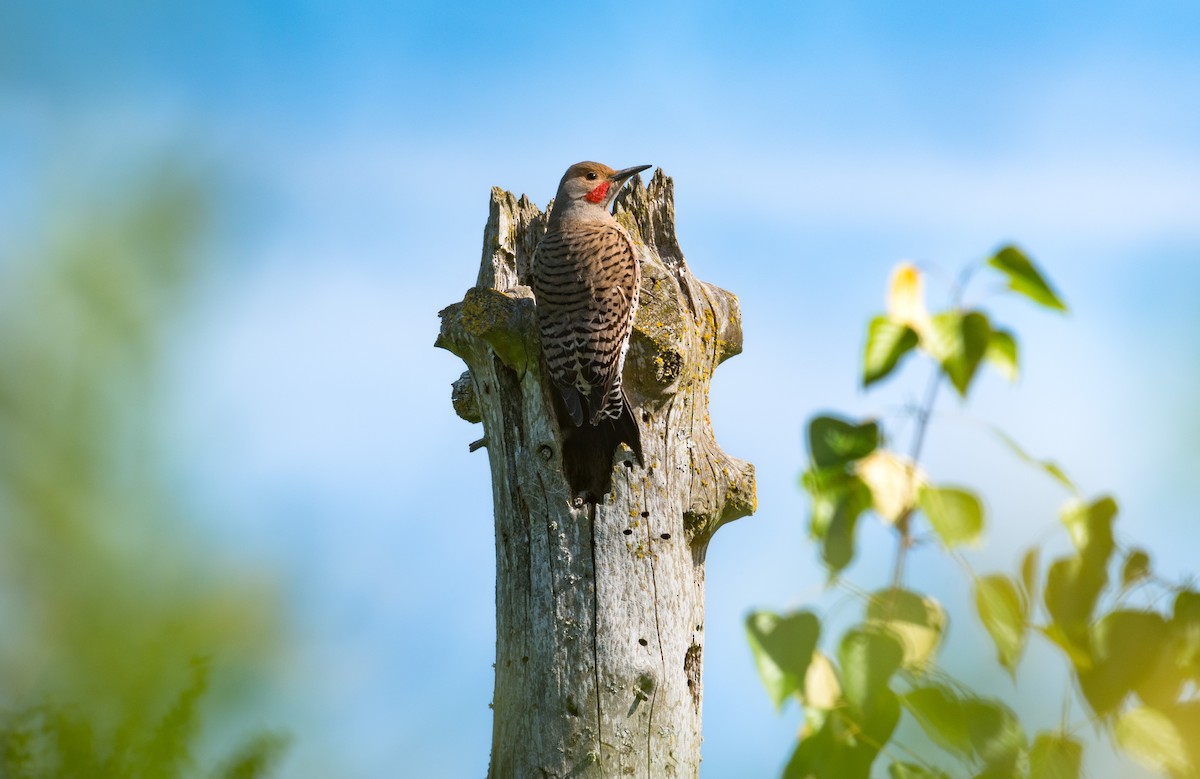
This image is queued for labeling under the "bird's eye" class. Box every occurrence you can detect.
[586,172,598,180]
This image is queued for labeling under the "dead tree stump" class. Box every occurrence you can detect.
[436,170,755,778]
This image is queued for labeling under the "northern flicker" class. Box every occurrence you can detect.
[532,161,652,502]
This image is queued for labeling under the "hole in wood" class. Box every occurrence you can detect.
[641,410,651,423]
[638,638,648,647]
[623,528,633,536]
[622,459,633,469]
[660,533,671,540]
[640,510,649,518]
[538,444,553,461]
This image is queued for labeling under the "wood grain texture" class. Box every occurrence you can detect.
[436,170,755,778]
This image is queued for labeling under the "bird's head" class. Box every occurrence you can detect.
[553,161,653,216]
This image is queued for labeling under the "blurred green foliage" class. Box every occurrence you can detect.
[0,166,285,777]
[750,248,1200,778]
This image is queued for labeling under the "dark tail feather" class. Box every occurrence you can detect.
[562,393,643,504]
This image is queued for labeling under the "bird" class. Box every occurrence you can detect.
[531,161,652,503]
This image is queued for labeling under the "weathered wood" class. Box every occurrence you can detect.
[436,170,754,778]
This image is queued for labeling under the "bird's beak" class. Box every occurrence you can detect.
[609,164,653,183]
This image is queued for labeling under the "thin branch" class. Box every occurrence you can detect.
[891,365,942,588]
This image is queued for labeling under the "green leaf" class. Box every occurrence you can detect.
[964,697,1027,775]
[990,428,1076,493]
[745,610,821,710]
[838,628,904,719]
[808,416,880,469]
[864,316,920,388]
[926,310,991,397]
[889,762,950,779]
[984,328,1019,382]
[1060,495,1117,565]
[1079,610,1169,717]
[1114,706,1191,778]
[901,684,971,755]
[861,691,903,763]
[919,485,985,548]
[866,588,946,672]
[782,719,841,779]
[975,575,1026,677]
[1029,733,1082,779]
[805,470,874,576]
[986,245,1067,312]
[1120,549,1151,589]
[784,703,898,779]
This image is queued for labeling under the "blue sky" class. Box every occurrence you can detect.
[4,2,1200,777]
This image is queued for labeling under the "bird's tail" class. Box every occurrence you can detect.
[561,392,643,504]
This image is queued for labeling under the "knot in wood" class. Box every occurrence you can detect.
[451,371,482,423]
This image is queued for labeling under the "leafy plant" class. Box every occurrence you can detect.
[0,167,288,778]
[748,246,1200,778]
[0,659,288,779]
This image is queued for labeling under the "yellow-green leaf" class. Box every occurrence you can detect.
[803,650,841,711]
[1120,548,1151,589]
[1114,706,1191,778]
[889,762,950,779]
[990,428,1076,493]
[975,575,1026,677]
[1043,556,1107,644]
[838,628,904,718]
[1079,610,1168,717]
[901,684,971,755]
[1020,547,1040,610]
[984,328,1019,382]
[919,485,985,548]
[1060,495,1117,564]
[856,451,924,525]
[964,697,1027,775]
[1036,623,1093,671]
[867,588,946,672]
[1029,732,1082,779]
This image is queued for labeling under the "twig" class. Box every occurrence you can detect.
[891,366,942,588]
